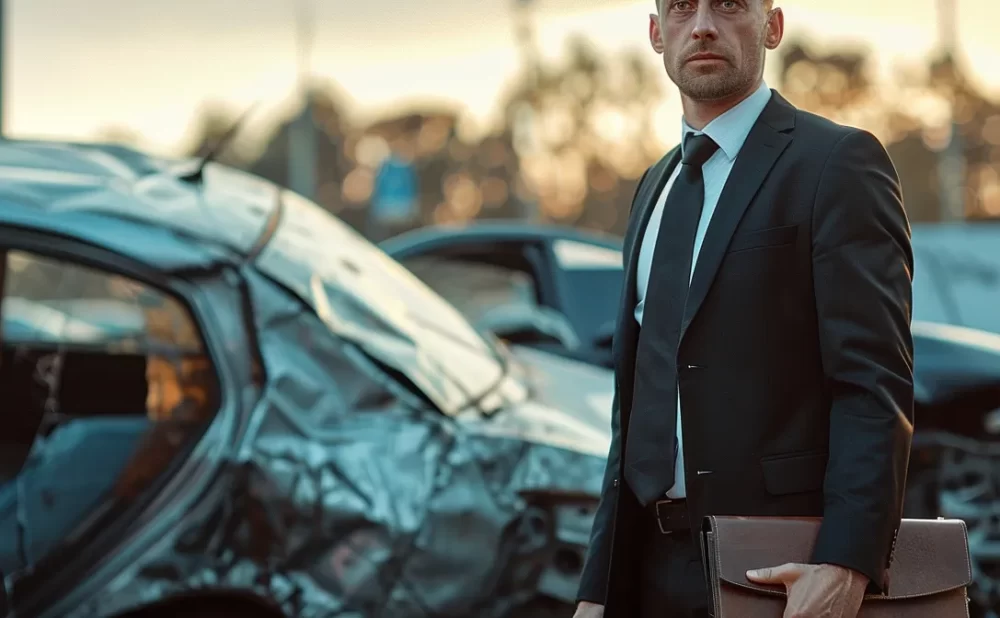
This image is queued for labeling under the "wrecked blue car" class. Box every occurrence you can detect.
[0,141,612,618]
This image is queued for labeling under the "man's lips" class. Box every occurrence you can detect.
[687,52,726,62]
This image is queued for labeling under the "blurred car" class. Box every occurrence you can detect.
[0,141,615,618]
[385,221,1000,616]
[381,221,1000,367]
[381,224,622,369]
[909,221,1000,336]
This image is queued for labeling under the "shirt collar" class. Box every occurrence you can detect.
[680,80,773,162]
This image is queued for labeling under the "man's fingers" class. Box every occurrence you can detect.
[746,562,800,584]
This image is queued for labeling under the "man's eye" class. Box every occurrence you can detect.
[718,0,739,9]
[672,0,693,10]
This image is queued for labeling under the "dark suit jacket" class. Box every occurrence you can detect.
[577,90,914,614]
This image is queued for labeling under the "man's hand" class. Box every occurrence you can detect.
[573,601,604,618]
[746,563,867,618]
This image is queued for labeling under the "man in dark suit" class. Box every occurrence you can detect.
[573,1,914,617]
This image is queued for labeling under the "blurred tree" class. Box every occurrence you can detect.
[776,40,1000,222]
[352,109,456,238]
[500,36,665,234]
[926,52,1000,220]
[345,107,528,240]
[775,40,879,131]
[198,37,666,238]
[249,84,353,220]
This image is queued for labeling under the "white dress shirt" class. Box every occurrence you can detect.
[634,81,773,499]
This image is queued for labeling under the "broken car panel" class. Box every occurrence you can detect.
[0,140,606,618]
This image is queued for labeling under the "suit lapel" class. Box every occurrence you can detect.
[613,147,680,373]
[679,92,797,340]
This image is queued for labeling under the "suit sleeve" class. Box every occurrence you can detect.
[576,165,653,604]
[577,383,621,604]
[808,129,915,593]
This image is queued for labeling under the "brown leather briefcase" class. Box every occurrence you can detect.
[701,516,972,617]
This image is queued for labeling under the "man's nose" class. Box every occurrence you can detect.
[691,7,720,40]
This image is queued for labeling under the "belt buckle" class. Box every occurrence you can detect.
[654,498,676,535]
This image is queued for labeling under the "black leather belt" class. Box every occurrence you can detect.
[650,498,690,534]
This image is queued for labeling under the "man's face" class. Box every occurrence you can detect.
[650,0,783,102]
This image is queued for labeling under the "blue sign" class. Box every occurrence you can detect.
[371,154,418,224]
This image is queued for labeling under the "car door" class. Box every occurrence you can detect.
[911,224,1000,334]
[546,237,624,364]
[0,231,234,616]
[393,238,580,342]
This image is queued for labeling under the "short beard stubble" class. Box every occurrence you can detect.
[663,13,768,102]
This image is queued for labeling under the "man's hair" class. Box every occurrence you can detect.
[655,0,775,9]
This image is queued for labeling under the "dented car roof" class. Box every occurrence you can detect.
[0,139,278,269]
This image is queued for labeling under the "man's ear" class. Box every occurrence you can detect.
[649,13,665,54]
[764,7,783,50]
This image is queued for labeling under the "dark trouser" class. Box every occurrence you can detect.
[635,499,710,618]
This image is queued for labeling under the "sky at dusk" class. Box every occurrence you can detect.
[4,0,999,155]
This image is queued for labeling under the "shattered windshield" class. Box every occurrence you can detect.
[255,190,506,414]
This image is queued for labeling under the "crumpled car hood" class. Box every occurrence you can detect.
[459,345,614,459]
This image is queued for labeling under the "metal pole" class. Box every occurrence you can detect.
[512,0,540,222]
[287,0,317,199]
[937,0,965,221]
[0,0,6,138]
[937,0,956,52]
[295,0,313,89]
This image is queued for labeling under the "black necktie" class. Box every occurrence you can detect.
[624,133,720,506]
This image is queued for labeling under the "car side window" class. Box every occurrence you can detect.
[551,239,624,347]
[401,253,541,328]
[0,250,219,576]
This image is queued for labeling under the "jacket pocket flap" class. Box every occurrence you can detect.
[727,224,798,253]
[760,450,827,495]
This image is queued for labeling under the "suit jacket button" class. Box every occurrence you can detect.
[613,478,619,488]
